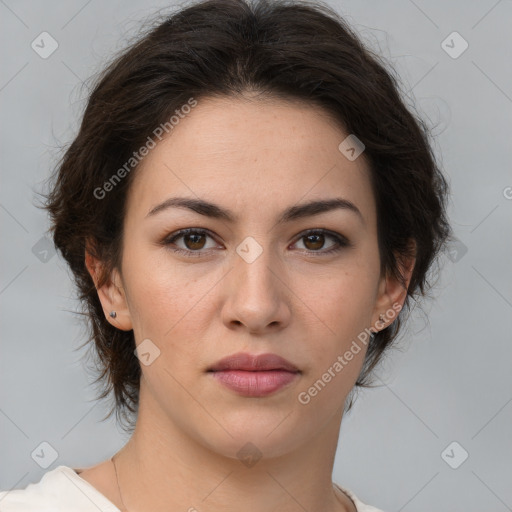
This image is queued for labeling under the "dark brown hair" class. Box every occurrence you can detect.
[38,0,453,433]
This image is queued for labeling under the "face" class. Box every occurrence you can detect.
[88,95,410,460]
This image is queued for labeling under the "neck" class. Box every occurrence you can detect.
[112,384,354,512]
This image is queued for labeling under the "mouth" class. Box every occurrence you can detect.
[207,352,301,397]
[207,352,300,372]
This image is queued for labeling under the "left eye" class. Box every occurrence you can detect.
[161,228,349,257]
[294,230,349,254]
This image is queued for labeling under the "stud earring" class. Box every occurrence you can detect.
[109,311,117,318]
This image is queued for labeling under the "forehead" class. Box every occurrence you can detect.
[125,95,376,228]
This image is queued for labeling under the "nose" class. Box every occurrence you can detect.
[221,240,291,334]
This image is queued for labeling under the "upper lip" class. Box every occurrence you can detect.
[207,352,300,372]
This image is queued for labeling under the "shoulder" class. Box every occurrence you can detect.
[334,482,387,512]
[0,466,63,512]
[0,466,119,512]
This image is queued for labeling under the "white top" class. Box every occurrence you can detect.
[0,466,385,512]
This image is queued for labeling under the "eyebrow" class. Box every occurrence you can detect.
[146,196,365,226]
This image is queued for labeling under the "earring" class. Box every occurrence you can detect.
[109,311,117,318]
[379,314,385,323]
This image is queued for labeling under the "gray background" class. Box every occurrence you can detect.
[1,1,511,511]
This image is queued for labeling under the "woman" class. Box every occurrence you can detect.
[0,0,452,510]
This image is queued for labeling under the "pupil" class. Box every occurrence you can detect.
[187,234,204,249]
[307,234,323,250]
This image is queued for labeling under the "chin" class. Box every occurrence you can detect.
[195,411,310,463]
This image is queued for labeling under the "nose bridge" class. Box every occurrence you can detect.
[225,234,288,330]
[233,234,279,295]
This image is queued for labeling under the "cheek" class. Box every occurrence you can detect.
[297,276,372,408]
[306,265,377,340]
[295,263,377,394]
[121,246,190,341]
[121,244,222,374]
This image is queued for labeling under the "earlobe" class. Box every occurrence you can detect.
[84,245,133,332]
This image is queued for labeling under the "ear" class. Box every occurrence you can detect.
[84,241,133,331]
[371,239,416,332]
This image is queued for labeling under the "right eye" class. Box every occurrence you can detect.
[161,228,220,257]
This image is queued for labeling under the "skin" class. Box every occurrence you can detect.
[83,94,415,512]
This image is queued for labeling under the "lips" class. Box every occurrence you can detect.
[207,352,300,373]
[207,352,301,397]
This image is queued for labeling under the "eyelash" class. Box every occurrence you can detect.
[161,228,350,258]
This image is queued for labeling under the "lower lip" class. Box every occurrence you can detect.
[209,370,299,397]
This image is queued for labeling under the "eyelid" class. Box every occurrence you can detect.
[161,228,221,253]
